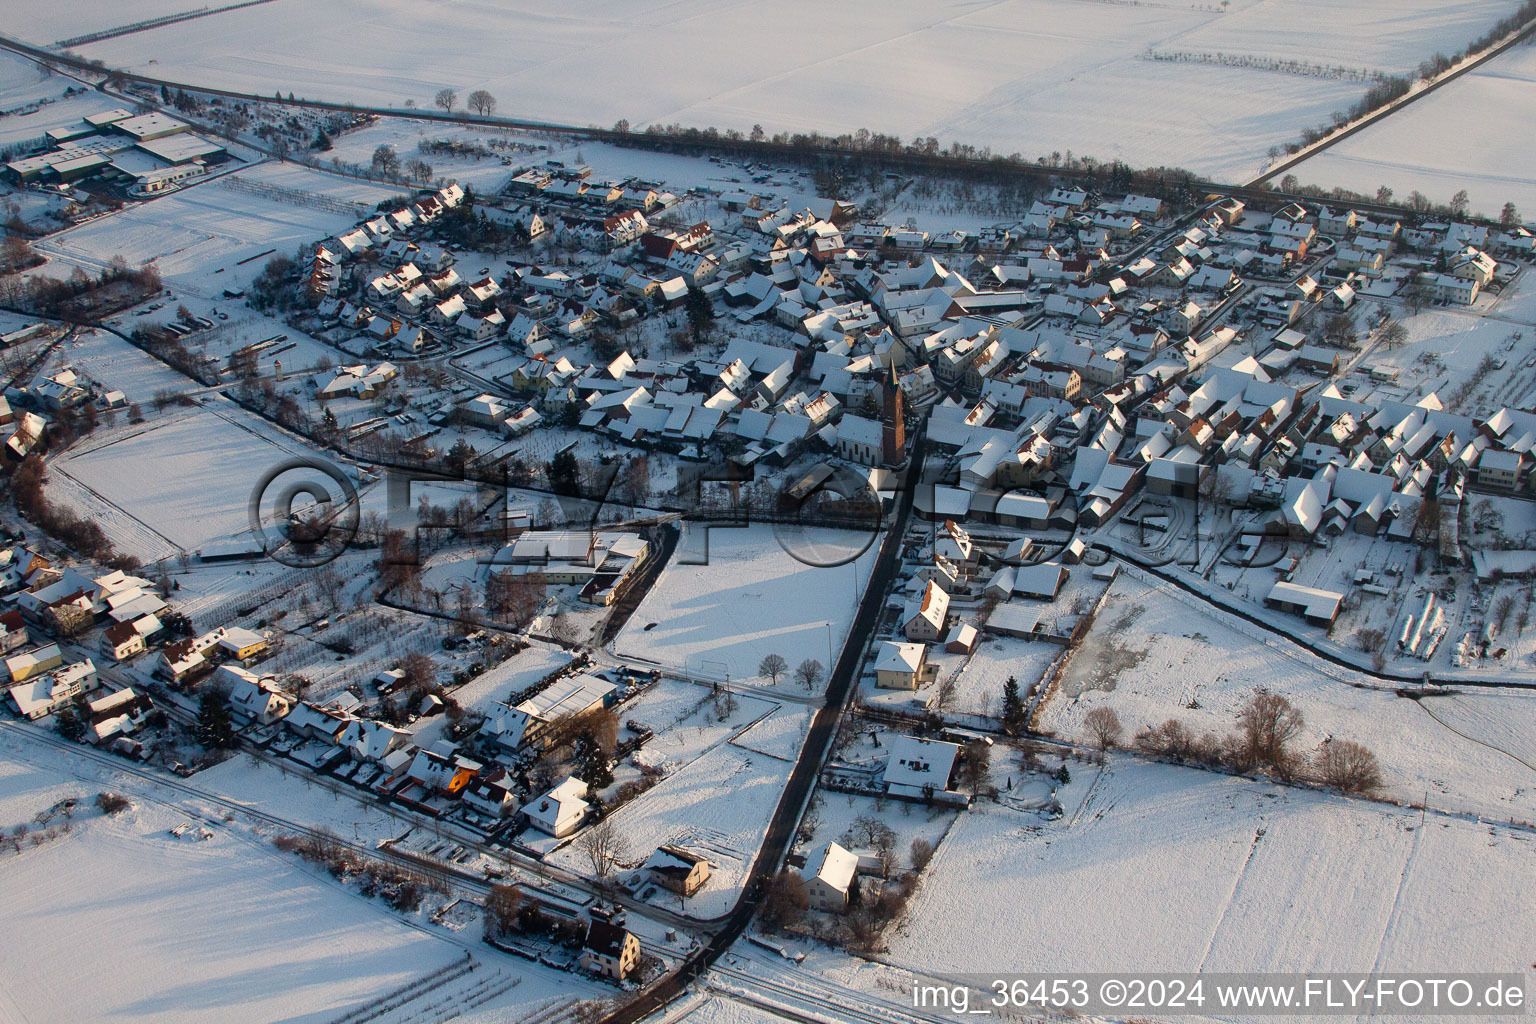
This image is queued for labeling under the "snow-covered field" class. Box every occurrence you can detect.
[1040,570,1536,823]
[0,50,126,149]
[1291,38,1536,218]
[37,0,1484,180]
[1163,0,1524,76]
[615,524,878,685]
[888,761,1536,983]
[0,808,464,1024]
[49,401,346,563]
[35,165,356,292]
[0,725,606,1024]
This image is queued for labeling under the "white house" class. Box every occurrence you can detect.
[802,840,859,912]
[218,665,292,725]
[521,776,590,837]
[883,735,961,799]
[873,641,927,689]
[902,580,950,641]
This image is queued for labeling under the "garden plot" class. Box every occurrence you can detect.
[49,402,343,563]
[797,782,958,875]
[318,117,536,194]
[1040,571,1536,822]
[1292,38,1536,219]
[887,761,1536,980]
[615,524,878,686]
[1355,301,1535,414]
[60,0,1395,181]
[944,633,1062,719]
[550,742,792,920]
[623,678,778,774]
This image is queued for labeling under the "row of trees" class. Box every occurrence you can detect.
[426,88,497,116]
[6,456,137,570]
[1105,689,1382,794]
[759,653,825,690]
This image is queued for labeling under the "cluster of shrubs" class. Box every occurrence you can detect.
[273,830,446,912]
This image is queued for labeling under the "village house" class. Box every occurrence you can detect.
[644,845,712,897]
[580,921,641,980]
[802,840,859,913]
[8,659,97,720]
[462,768,519,818]
[902,580,950,641]
[883,734,962,800]
[873,641,928,689]
[520,776,590,837]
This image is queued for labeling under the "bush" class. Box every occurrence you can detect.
[95,792,131,815]
[1316,740,1382,794]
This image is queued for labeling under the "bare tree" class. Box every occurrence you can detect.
[793,658,824,691]
[1316,740,1382,794]
[1084,707,1123,751]
[909,838,934,872]
[1234,688,1305,778]
[399,652,437,695]
[958,740,991,797]
[575,819,629,883]
[1378,319,1408,349]
[483,883,524,938]
[371,145,399,177]
[485,571,545,629]
[759,653,787,685]
[434,88,457,112]
[467,89,496,116]
[760,869,809,930]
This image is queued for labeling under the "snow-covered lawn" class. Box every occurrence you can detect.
[888,761,1536,978]
[1291,38,1536,218]
[615,524,878,686]
[730,703,815,763]
[623,678,778,774]
[947,633,1063,719]
[46,0,1437,181]
[551,742,791,920]
[1040,571,1536,822]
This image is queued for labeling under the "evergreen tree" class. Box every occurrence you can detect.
[1055,764,1071,785]
[55,706,86,742]
[197,689,236,749]
[684,287,714,345]
[1001,675,1025,732]
[573,734,613,790]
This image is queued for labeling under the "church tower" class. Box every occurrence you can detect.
[881,364,905,465]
